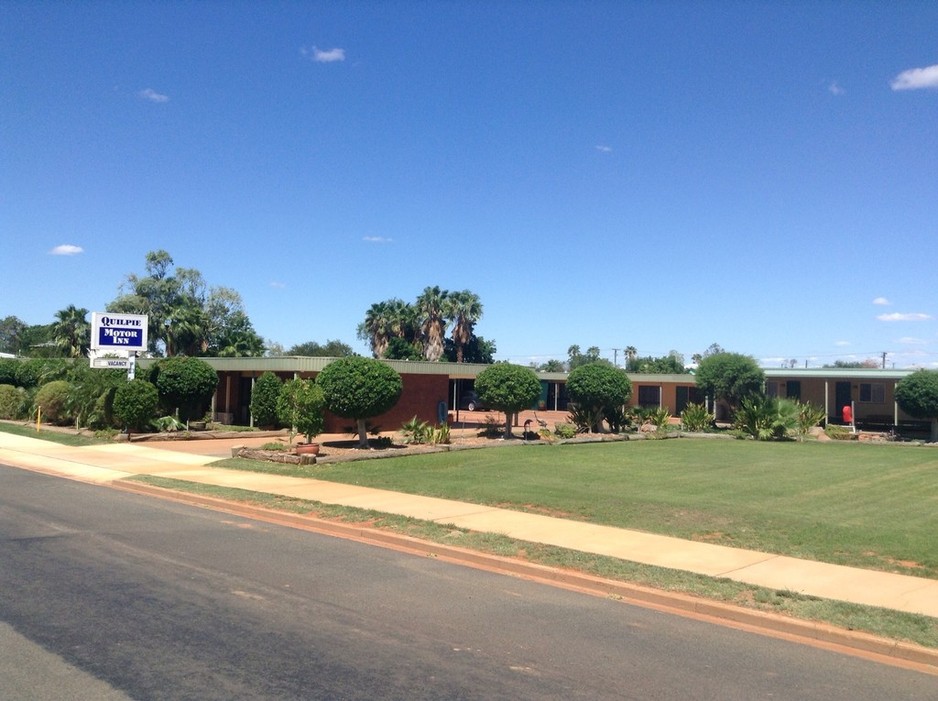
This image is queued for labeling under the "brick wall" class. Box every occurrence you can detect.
[322,373,450,432]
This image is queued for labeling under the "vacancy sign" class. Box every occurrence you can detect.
[90,312,148,353]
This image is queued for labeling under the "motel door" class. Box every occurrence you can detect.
[834,382,851,423]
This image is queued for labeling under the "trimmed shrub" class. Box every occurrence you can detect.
[474,364,541,438]
[896,370,938,442]
[566,363,632,434]
[34,380,72,424]
[318,357,402,448]
[15,358,47,389]
[113,379,159,435]
[151,356,218,422]
[0,359,18,386]
[0,384,26,419]
[250,371,283,428]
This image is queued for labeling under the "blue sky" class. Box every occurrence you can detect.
[2,1,936,368]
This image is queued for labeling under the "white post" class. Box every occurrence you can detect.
[824,381,829,427]
[249,376,256,428]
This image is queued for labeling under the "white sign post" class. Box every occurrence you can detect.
[90,313,148,380]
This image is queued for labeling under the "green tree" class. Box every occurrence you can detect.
[113,379,159,437]
[212,310,265,357]
[567,363,633,433]
[250,371,283,427]
[0,316,28,355]
[567,345,604,371]
[108,250,261,357]
[695,352,765,414]
[895,370,938,442]
[537,359,566,372]
[625,346,638,367]
[385,298,419,345]
[51,305,90,358]
[150,356,218,422]
[385,336,423,361]
[628,353,687,374]
[287,339,354,357]
[474,364,541,438]
[18,323,56,357]
[444,335,495,364]
[317,357,403,448]
[357,301,393,358]
[277,378,325,444]
[445,290,483,363]
[416,286,449,361]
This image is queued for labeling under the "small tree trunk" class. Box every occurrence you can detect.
[357,418,369,449]
[503,412,513,439]
[931,418,938,443]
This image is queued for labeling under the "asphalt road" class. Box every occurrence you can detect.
[1,464,934,700]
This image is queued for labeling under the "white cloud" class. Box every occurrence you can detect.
[270,281,286,289]
[50,244,84,256]
[834,340,851,347]
[890,64,938,91]
[897,336,927,345]
[303,46,346,63]
[877,312,933,322]
[872,297,890,306]
[138,88,169,103]
[828,81,845,96]
[595,145,612,153]
[363,236,392,244]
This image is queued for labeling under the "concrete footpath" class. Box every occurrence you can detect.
[2,431,937,628]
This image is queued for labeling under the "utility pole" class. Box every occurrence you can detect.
[881,351,888,369]
[612,348,620,367]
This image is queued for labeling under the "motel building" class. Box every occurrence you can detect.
[140,357,925,436]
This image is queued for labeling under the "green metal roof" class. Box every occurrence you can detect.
[133,356,917,383]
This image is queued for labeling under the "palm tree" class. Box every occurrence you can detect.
[416,286,449,361]
[446,290,483,363]
[385,299,418,342]
[164,300,208,356]
[625,345,637,370]
[52,305,90,357]
[357,302,392,358]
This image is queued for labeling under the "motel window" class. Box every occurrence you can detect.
[637,385,661,408]
[858,383,885,404]
[785,381,801,400]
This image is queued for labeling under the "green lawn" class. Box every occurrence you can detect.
[272,439,938,578]
[0,421,103,447]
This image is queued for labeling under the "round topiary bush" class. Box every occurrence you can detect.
[567,363,632,433]
[317,357,402,448]
[151,356,218,422]
[113,379,160,436]
[34,380,72,425]
[474,364,541,438]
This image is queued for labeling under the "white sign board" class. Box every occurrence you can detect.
[90,357,132,370]
[91,312,148,352]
